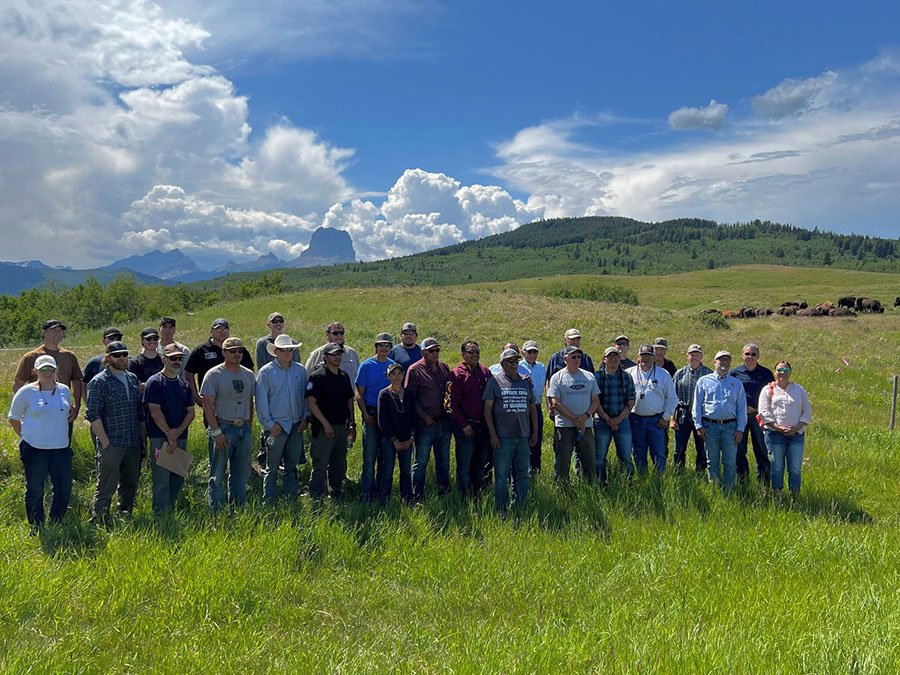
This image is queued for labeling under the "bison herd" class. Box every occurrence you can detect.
[709,295,897,319]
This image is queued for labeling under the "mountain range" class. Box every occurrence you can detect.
[0,226,356,295]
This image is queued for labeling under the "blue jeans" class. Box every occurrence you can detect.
[19,440,73,526]
[208,423,252,511]
[263,424,304,504]
[413,418,452,499]
[453,420,488,497]
[530,407,544,471]
[737,415,771,483]
[673,413,707,472]
[149,437,186,512]
[361,415,383,501]
[595,418,634,481]
[630,414,666,473]
[380,437,413,502]
[766,430,805,493]
[494,437,530,512]
[704,421,738,490]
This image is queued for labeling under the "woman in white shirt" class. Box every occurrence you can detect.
[7,354,73,528]
[757,360,811,503]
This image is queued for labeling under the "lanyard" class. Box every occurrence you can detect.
[637,365,656,398]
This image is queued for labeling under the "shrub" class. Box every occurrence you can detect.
[535,277,638,305]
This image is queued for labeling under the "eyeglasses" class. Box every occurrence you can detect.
[224,348,243,354]
[167,356,184,362]
[615,342,628,347]
[402,331,417,336]
[744,352,758,356]
[776,367,791,373]
[110,352,129,358]
[328,330,345,336]
[143,337,159,342]
[270,318,284,324]
[38,366,57,373]
[425,347,440,353]
[275,347,293,353]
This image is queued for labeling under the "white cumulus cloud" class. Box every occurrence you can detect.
[668,100,729,131]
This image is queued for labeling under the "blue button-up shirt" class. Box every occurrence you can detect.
[520,360,547,403]
[256,360,309,431]
[85,368,143,446]
[692,373,747,429]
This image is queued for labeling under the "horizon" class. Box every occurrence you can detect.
[2,1,899,268]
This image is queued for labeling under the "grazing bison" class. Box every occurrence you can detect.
[854,297,870,311]
[796,308,817,317]
[776,306,798,316]
[894,297,900,307]
[722,310,742,319]
[828,307,856,317]
[838,296,856,309]
[859,298,884,313]
[799,300,808,309]
[781,301,800,308]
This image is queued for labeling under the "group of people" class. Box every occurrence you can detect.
[6,314,812,529]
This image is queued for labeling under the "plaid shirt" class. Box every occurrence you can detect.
[594,366,636,416]
[85,368,143,446]
[673,363,713,407]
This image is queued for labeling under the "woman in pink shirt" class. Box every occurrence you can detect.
[758,360,811,503]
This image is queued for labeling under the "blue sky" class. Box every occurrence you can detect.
[1,0,898,268]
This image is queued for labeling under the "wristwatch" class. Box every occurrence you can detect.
[211,428,223,437]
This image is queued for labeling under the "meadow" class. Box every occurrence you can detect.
[0,266,899,672]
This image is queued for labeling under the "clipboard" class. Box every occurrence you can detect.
[154,443,194,477]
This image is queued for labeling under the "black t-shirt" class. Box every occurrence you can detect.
[185,338,254,387]
[128,352,164,383]
[306,366,354,425]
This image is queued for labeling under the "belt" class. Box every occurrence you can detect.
[217,417,247,427]
[633,412,662,418]
[702,417,736,425]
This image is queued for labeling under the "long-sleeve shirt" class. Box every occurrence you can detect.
[305,344,360,382]
[758,381,811,433]
[520,360,546,403]
[85,368,143,446]
[692,373,748,429]
[594,366,636,417]
[256,360,309,431]
[673,363,714,407]
[627,364,677,418]
[449,362,492,427]
[546,348,594,380]
[405,359,451,422]
[377,386,415,443]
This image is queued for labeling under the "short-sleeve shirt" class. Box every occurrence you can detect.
[547,368,600,428]
[82,353,105,385]
[199,363,255,422]
[483,373,535,438]
[128,352,164,383]
[7,383,72,449]
[186,338,254,387]
[143,372,194,439]
[306,367,354,425]
[355,356,396,408]
[14,346,82,387]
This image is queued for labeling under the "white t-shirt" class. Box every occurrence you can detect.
[7,383,72,449]
[547,368,600,428]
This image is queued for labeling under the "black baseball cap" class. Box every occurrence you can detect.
[106,341,128,355]
[103,327,123,340]
[141,327,160,340]
[159,317,176,327]
[42,320,66,331]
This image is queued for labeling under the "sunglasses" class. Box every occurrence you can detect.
[776,367,791,373]
[402,330,417,335]
[425,347,441,353]
[567,354,583,359]
[270,318,284,324]
[615,342,628,347]
[167,355,184,362]
[224,348,243,354]
[275,347,294,353]
[744,352,758,356]
[38,366,57,373]
[110,352,129,358]
[143,337,159,342]
[328,330,345,336]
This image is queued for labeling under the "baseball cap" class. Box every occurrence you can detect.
[714,350,732,360]
[222,337,244,350]
[603,346,621,357]
[211,318,229,329]
[267,312,284,322]
[159,317,176,327]
[323,342,344,356]
[652,337,668,349]
[638,344,655,356]
[562,345,583,357]
[42,319,66,331]
[421,337,440,350]
[103,327,123,340]
[615,335,630,344]
[106,341,128,355]
[141,327,160,340]
[163,343,185,357]
[564,328,582,339]
[375,332,394,345]
[687,344,703,354]
[500,348,520,361]
[522,340,539,352]
[35,354,58,370]
[401,322,417,332]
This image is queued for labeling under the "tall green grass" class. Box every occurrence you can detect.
[1,268,899,672]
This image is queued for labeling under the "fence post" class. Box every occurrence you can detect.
[892,375,898,431]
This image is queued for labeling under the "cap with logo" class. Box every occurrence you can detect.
[522,340,539,352]
[267,312,284,322]
[211,318,229,329]
[564,328,582,339]
[375,332,394,345]
[323,342,344,356]
[103,327,123,340]
[562,345,583,357]
[35,354,58,370]
[222,337,244,350]
[164,343,185,357]
[638,344,655,356]
[687,344,703,354]
[42,319,66,331]
[652,337,668,349]
[106,341,128,355]
[401,322,417,332]
[500,348,520,361]
[603,346,621,357]
[421,337,441,350]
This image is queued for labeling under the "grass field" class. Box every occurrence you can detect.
[1,266,899,672]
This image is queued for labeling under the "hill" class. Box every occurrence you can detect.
[186,216,900,292]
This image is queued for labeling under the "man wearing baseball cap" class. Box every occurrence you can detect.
[389,322,422,373]
[13,319,84,434]
[200,337,256,511]
[594,346,637,482]
[355,333,397,501]
[185,318,254,409]
[405,336,453,499]
[626,344,677,473]
[546,344,600,482]
[614,335,637,370]
[128,327,165,391]
[85,340,144,521]
[449,340,493,497]
[672,345,713,473]
[255,311,301,370]
[305,321,360,382]
[83,327,124,385]
[692,350,747,491]
[157,317,189,378]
